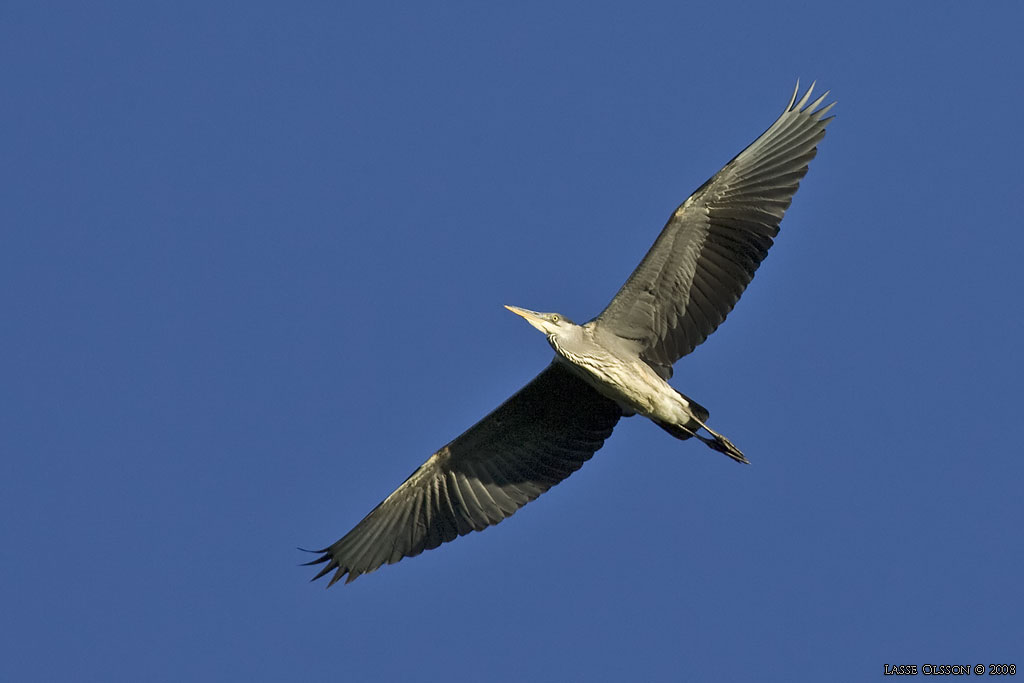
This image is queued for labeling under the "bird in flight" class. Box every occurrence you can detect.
[306,83,834,586]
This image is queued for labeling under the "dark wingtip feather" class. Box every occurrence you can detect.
[312,560,336,580]
[300,547,348,585]
[297,547,329,564]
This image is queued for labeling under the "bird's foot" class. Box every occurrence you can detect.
[694,428,749,464]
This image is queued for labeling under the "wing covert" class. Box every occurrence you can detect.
[305,362,622,585]
[595,83,834,370]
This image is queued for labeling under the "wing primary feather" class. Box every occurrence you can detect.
[785,80,800,109]
[461,462,504,524]
[795,82,815,109]
[808,90,831,112]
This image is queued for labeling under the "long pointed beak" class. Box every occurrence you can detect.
[504,305,548,332]
[504,305,536,319]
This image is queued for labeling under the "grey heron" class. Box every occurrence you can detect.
[306,83,834,585]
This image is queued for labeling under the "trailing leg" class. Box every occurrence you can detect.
[692,418,748,464]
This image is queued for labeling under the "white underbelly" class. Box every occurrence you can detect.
[555,354,689,422]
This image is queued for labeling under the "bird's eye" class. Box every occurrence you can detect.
[550,314,560,323]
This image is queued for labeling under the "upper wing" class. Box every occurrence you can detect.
[306,362,622,586]
[595,83,834,374]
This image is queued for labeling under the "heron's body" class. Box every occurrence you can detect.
[556,343,680,421]
[512,309,743,461]
[306,83,834,585]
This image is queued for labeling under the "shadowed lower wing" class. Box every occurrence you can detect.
[595,83,834,374]
[305,362,622,586]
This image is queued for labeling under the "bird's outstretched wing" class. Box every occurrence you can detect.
[305,362,622,585]
[595,83,834,375]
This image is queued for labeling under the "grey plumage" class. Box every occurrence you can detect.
[305,83,834,585]
[597,84,834,373]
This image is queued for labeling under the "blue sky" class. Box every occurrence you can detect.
[3,2,1022,680]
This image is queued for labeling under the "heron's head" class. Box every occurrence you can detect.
[504,305,577,337]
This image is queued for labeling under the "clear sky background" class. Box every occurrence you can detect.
[3,3,1022,681]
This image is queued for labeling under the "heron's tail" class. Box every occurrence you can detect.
[676,390,710,423]
[651,389,709,442]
